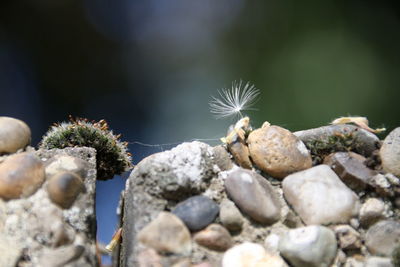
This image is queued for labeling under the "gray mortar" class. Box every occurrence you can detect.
[0,147,97,267]
[121,141,220,266]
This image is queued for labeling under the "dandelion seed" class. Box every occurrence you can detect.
[209,80,260,119]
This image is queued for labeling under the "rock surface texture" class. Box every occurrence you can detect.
[279,225,337,267]
[282,165,360,225]
[0,147,97,267]
[120,142,220,266]
[116,120,400,267]
[380,127,400,176]
[247,124,312,178]
[224,168,281,225]
[0,116,31,154]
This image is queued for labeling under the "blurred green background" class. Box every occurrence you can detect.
[1,0,399,264]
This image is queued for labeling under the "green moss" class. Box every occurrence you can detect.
[40,117,132,180]
[304,132,355,164]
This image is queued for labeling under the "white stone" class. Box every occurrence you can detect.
[282,165,360,225]
[380,127,400,176]
[222,242,288,267]
[365,256,393,267]
[278,225,337,267]
[359,198,385,227]
[222,242,266,267]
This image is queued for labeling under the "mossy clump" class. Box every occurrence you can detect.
[304,132,355,164]
[40,117,132,180]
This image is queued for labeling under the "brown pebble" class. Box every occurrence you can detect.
[228,140,252,169]
[0,117,31,154]
[47,172,84,209]
[0,152,45,200]
[247,123,312,179]
[137,212,192,255]
[193,224,233,251]
[324,152,376,191]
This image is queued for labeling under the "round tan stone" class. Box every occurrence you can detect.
[0,152,45,200]
[47,172,84,209]
[193,223,233,251]
[247,123,312,179]
[137,212,192,255]
[380,127,400,176]
[0,117,31,154]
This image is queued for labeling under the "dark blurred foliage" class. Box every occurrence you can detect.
[1,0,399,263]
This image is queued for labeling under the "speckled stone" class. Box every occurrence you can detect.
[359,198,386,227]
[219,198,244,232]
[172,195,219,231]
[247,123,312,179]
[380,127,400,176]
[279,225,337,267]
[0,117,31,154]
[365,220,400,256]
[47,172,84,209]
[137,212,191,255]
[323,152,376,191]
[282,165,360,225]
[0,152,45,200]
[225,168,281,225]
[193,224,233,251]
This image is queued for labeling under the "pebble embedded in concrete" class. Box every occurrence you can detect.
[294,124,380,158]
[193,223,233,251]
[137,212,192,255]
[212,146,233,171]
[278,225,337,267]
[172,195,219,231]
[227,139,253,169]
[0,152,45,200]
[359,198,385,227]
[44,155,89,178]
[224,168,281,225]
[222,242,267,267]
[282,165,360,225]
[380,127,400,176]
[219,198,244,232]
[323,152,376,191]
[247,123,312,179]
[47,171,84,209]
[365,220,400,257]
[0,116,31,154]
